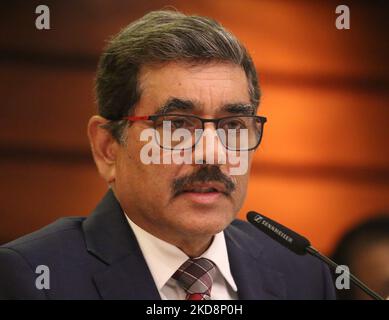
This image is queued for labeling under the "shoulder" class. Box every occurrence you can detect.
[227,219,336,299]
[0,217,87,269]
[227,218,320,268]
[0,217,86,299]
[1,217,86,253]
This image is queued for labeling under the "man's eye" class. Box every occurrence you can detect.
[222,119,246,130]
[167,117,195,129]
[171,118,186,128]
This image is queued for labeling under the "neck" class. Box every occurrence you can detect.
[146,225,214,257]
[175,236,214,258]
[127,215,214,258]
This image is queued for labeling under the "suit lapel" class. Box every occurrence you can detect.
[225,223,286,300]
[82,189,161,300]
[92,254,161,300]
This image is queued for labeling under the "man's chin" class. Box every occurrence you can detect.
[166,192,237,234]
[175,206,235,235]
[178,220,230,239]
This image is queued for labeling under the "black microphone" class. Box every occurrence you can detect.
[247,211,385,300]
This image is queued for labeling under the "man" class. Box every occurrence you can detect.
[0,10,335,300]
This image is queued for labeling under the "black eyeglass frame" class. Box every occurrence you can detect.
[123,114,267,151]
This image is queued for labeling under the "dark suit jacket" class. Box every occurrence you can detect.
[0,189,336,299]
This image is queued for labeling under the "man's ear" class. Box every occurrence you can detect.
[87,115,119,183]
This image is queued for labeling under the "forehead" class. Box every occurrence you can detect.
[136,61,251,115]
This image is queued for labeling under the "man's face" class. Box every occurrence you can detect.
[113,62,256,243]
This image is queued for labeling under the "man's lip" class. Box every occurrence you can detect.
[178,191,225,204]
[179,182,228,195]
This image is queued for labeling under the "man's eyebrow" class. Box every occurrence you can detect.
[154,99,255,115]
[220,103,256,115]
[154,98,198,115]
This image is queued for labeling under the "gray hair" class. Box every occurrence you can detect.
[95,10,260,142]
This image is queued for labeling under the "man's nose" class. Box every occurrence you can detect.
[193,123,227,165]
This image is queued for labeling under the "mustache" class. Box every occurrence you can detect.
[172,166,236,197]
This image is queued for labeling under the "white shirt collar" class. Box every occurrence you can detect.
[125,214,237,292]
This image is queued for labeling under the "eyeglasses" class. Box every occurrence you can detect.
[123,114,267,151]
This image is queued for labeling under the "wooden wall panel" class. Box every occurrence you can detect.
[0,0,169,56]
[180,0,389,78]
[0,161,106,244]
[256,84,389,168]
[0,65,94,150]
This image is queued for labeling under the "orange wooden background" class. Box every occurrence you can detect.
[0,1,388,254]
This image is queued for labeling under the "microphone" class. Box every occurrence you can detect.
[247,211,384,300]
